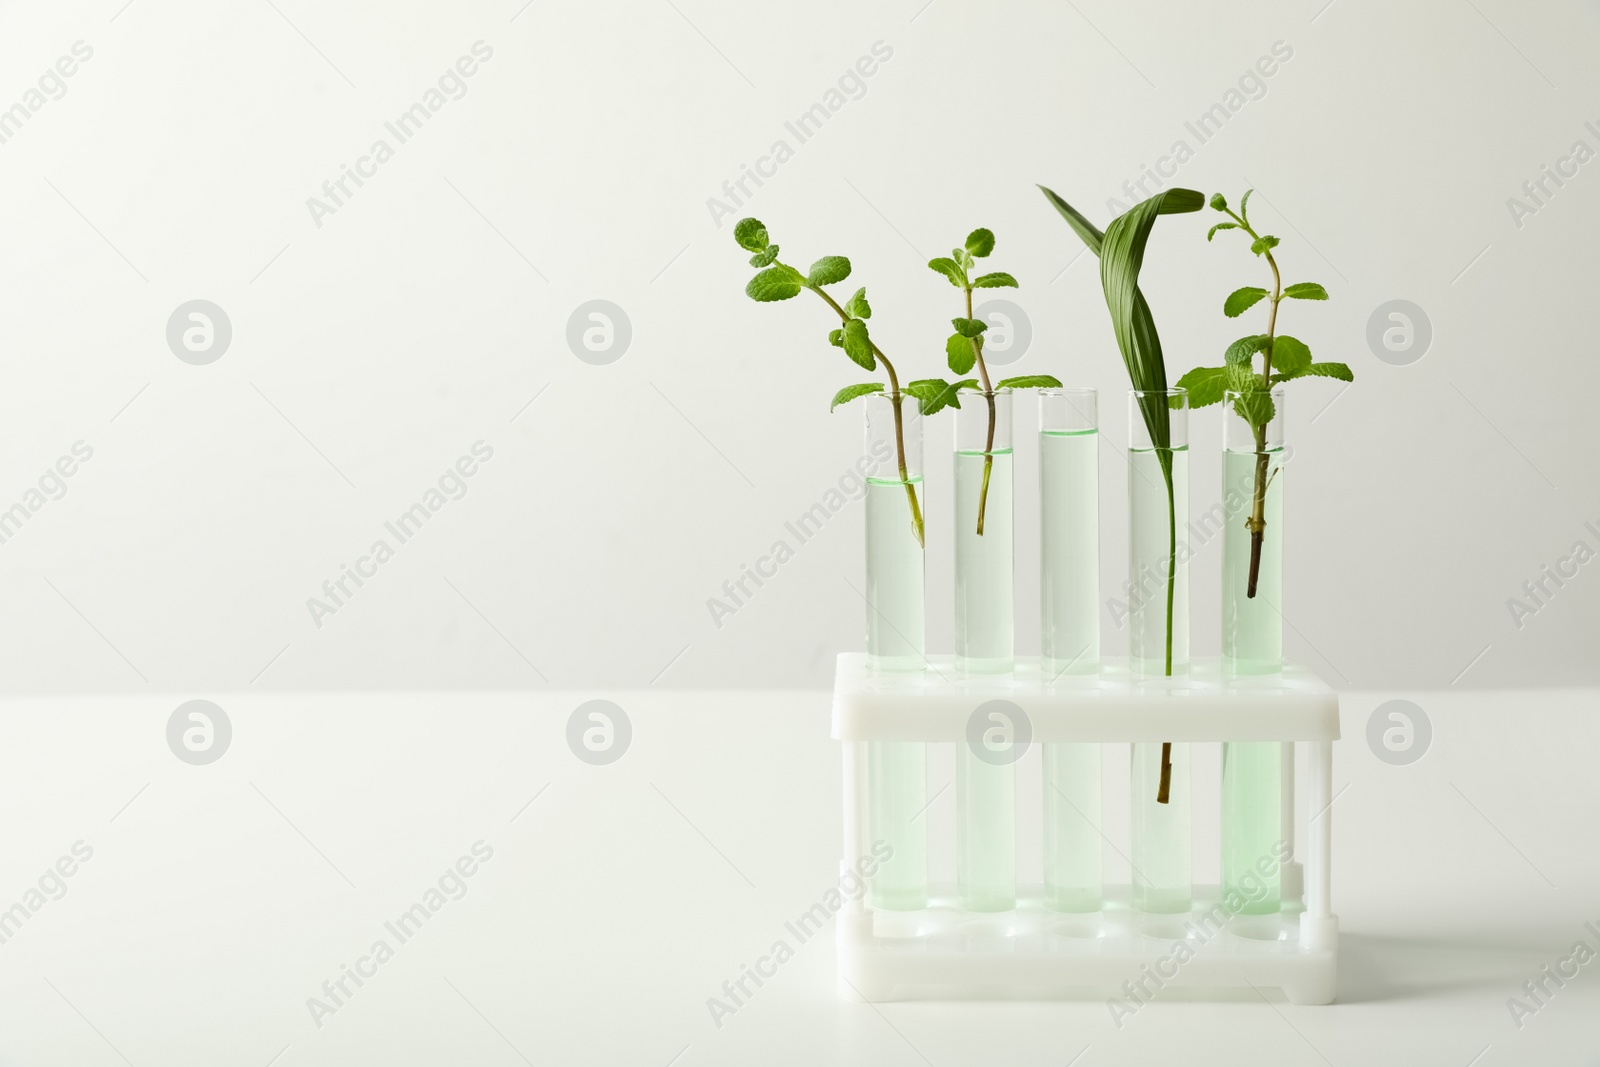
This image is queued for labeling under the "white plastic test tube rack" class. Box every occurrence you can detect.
[833,653,1340,1005]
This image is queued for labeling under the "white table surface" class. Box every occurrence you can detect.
[0,688,1594,1066]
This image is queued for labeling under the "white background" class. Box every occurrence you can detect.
[0,0,1596,693]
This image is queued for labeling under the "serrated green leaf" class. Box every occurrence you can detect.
[956,379,983,390]
[927,257,965,288]
[1250,234,1280,256]
[845,287,871,319]
[748,245,779,268]
[972,272,1018,288]
[734,218,770,253]
[1175,366,1228,407]
[1207,222,1239,241]
[746,265,803,302]
[951,317,988,339]
[905,378,964,416]
[946,333,976,375]
[1282,282,1328,301]
[807,256,851,287]
[955,248,975,271]
[828,328,843,347]
[996,374,1063,390]
[842,318,874,370]
[965,228,996,257]
[829,382,884,411]
[1225,334,1271,365]
[1224,286,1269,318]
[1276,362,1354,384]
[1270,335,1312,376]
[1240,189,1254,223]
[1226,362,1259,393]
[1232,388,1275,429]
[1209,193,1228,212]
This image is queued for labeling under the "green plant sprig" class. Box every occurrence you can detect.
[1041,184,1203,805]
[1175,190,1354,598]
[732,217,926,547]
[917,228,1061,536]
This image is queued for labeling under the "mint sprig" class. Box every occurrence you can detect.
[1176,189,1355,599]
[735,218,925,547]
[922,228,1060,535]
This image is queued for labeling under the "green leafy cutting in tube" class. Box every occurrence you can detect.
[733,217,924,546]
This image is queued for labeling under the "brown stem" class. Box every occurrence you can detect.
[1157,742,1173,804]
[1241,226,1283,599]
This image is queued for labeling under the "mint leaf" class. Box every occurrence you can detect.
[1277,362,1354,383]
[1250,234,1280,256]
[1207,222,1239,241]
[1270,334,1312,376]
[1225,334,1270,365]
[1240,189,1254,223]
[845,287,871,319]
[956,379,983,390]
[1224,286,1269,318]
[748,245,779,268]
[746,265,803,302]
[828,328,843,347]
[996,374,1063,390]
[1226,362,1259,393]
[927,257,965,288]
[906,378,963,416]
[951,316,988,338]
[1209,193,1228,212]
[807,256,851,287]
[842,318,875,370]
[1175,366,1228,407]
[1232,388,1275,429]
[1283,282,1328,301]
[965,228,996,257]
[734,218,769,253]
[972,271,1018,288]
[830,382,884,411]
[946,333,976,374]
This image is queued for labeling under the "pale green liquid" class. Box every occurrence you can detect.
[865,476,925,671]
[1131,741,1191,913]
[1043,742,1102,911]
[1221,741,1281,914]
[1222,448,1283,675]
[869,741,928,910]
[1128,446,1189,677]
[865,476,929,910]
[1221,448,1283,914]
[954,449,1014,673]
[1039,430,1099,677]
[957,742,1016,911]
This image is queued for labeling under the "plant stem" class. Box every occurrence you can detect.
[1157,448,1176,804]
[965,288,996,537]
[809,279,925,546]
[1226,207,1282,600]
